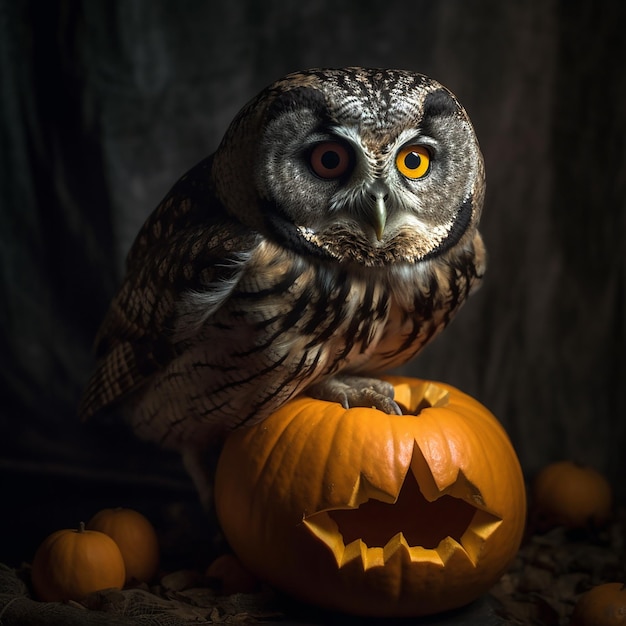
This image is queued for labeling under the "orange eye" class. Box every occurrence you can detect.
[396,145,431,179]
[309,142,352,179]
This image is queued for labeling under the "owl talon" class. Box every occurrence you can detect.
[307,376,402,415]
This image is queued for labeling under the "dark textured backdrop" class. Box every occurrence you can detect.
[1,0,625,568]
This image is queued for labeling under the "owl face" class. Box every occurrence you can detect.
[213,68,484,267]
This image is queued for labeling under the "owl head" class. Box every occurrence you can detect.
[212,68,484,267]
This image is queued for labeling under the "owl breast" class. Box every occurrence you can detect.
[129,234,484,449]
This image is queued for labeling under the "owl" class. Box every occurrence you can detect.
[79,68,486,505]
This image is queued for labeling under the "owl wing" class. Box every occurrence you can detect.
[79,156,258,421]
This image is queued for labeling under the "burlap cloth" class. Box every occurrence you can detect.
[0,564,283,625]
[0,562,508,625]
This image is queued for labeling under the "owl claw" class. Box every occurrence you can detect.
[307,376,402,415]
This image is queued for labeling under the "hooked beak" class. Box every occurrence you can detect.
[365,180,389,241]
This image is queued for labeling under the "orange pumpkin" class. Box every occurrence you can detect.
[215,376,526,617]
[570,583,626,626]
[31,522,126,601]
[87,507,160,584]
[532,461,612,530]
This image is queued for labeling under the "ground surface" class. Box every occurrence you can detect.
[2,510,624,625]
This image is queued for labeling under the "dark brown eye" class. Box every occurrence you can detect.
[309,141,352,179]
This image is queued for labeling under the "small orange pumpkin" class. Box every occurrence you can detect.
[532,461,612,530]
[215,376,526,617]
[31,522,126,601]
[87,507,160,584]
[570,583,626,626]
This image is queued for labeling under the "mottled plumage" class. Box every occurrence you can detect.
[79,68,486,503]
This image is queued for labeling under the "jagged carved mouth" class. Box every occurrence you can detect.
[302,383,503,569]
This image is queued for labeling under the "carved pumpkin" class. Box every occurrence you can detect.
[570,583,626,626]
[87,507,160,584]
[31,522,126,601]
[215,376,526,617]
[532,461,612,530]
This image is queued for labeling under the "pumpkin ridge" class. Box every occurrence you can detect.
[454,405,522,509]
[316,400,366,510]
[315,401,411,511]
[252,398,322,512]
[413,402,506,497]
[342,407,414,508]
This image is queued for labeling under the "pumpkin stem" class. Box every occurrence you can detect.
[77,521,86,533]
